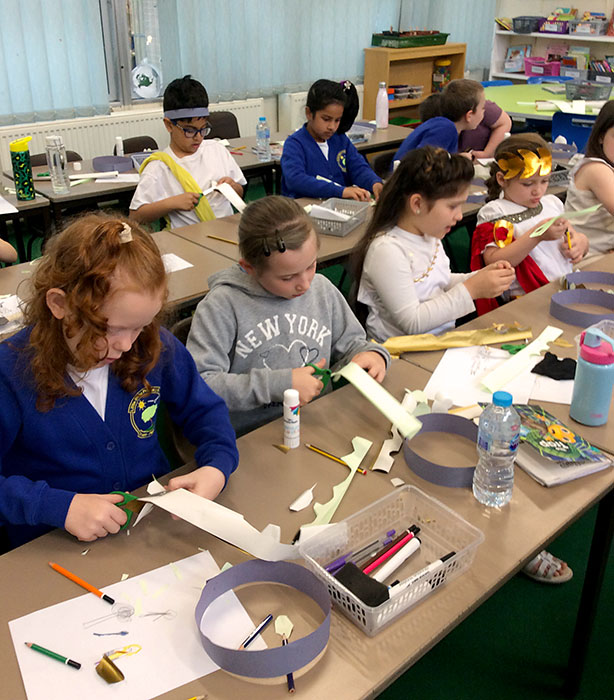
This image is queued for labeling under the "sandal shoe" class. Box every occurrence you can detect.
[522,550,573,584]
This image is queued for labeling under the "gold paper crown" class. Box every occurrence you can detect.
[497,147,552,180]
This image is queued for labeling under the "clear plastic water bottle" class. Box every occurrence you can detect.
[45,134,70,194]
[472,391,520,507]
[256,116,271,162]
[375,81,389,129]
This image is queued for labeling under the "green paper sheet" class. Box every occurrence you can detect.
[529,203,601,238]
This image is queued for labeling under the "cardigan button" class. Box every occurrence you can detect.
[106,441,116,451]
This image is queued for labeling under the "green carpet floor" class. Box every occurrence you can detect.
[379,504,614,699]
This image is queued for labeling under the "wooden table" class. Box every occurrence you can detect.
[0,230,232,323]
[170,200,375,268]
[1,176,51,262]
[1,353,613,698]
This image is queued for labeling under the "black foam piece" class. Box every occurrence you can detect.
[334,563,389,607]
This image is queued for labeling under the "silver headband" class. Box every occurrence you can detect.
[164,107,209,120]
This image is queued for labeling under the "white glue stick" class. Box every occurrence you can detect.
[372,536,421,583]
[115,136,124,157]
[283,389,300,449]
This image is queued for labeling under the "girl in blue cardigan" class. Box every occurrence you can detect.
[0,214,238,548]
[281,79,383,201]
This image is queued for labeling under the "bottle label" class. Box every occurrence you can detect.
[478,434,519,452]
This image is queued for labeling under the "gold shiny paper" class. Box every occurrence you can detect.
[383,324,533,355]
[498,147,552,180]
[95,655,125,684]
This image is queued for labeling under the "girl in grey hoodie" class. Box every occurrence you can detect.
[187,196,390,435]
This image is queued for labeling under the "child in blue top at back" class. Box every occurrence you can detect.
[393,79,486,163]
[281,79,383,201]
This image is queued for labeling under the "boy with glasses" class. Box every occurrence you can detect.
[130,75,246,228]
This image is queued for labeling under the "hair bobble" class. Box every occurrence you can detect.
[341,80,352,93]
[118,222,133,244]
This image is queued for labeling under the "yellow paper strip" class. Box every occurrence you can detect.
[383,326,533,354]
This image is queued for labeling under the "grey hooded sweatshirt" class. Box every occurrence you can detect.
[187,265,390,434]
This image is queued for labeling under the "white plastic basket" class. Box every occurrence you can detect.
[300,485,484,636]
[309,198,370,237]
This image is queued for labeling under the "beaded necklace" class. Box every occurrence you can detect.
[484,202,543,226]
[413,243,439,283]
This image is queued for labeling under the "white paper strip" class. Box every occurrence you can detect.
[139,488,298,561]
[332,362,422,439]
[481,325,563,394]
[372,391,418,473]
[213,181,246,212]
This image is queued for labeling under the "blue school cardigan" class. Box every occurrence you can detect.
[281,124,382,199]
[0,327,238,546]
[392,117,459,163]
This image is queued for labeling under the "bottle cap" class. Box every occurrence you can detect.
[45,134,63,147]
[9,136,32,152]
[283,389,299,405]
[378,81,386,88]
[492,390,513,407]
[259,116,266,122]
[579,329,614,365]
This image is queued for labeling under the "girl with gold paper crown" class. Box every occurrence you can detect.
[471,134,589,314]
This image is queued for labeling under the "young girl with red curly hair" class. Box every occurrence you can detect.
[0,214,238,548]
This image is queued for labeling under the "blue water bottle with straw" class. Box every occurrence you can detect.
[570,328,614,427]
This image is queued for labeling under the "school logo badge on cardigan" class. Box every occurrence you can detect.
[128,387,161,438]
[336,149,347,173]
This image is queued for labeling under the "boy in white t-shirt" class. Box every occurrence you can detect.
[130,75,247,228]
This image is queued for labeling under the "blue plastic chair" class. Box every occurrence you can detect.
[527,76,574,84]
[481,80,513,87]
[551,112,597,153]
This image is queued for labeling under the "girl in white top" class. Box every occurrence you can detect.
[354,146,515,342]
[474,134,588,304]
[565,101,614,258]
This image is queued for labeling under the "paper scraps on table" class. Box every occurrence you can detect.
[371,390,421,473]
[480,325,563,393]
[0,294,25,335]
[161,253,193,273]
[390,477,405,487]
[0,194,18,215]
[529,204,601,238]
[332,362,421,439]
[289,484,317,512]
[383,322,532,355]
[273,443,290,454]
[306,436,372,527]
[431,392,453,414]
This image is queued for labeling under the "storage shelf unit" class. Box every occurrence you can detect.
[490,28,614,83]
[363,43,466,120]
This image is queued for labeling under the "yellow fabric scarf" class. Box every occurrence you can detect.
[139,152,216,222]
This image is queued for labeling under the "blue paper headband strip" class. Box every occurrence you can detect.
[403,413,478,488]
[550,271,614,327]
[195,560,331,679]
[164,107,209,120]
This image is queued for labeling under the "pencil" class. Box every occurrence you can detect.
[48,562,115,605]
[566,229,572,250]
[305,444,367,475]
[207,234,239,245]
[25,642,81,669]
[281,637,296,693]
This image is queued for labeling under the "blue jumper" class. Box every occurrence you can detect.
[0,327,238,547]
[281,125,381,199]
[392,117,459,163]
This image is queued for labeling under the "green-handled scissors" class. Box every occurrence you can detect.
[111,490,166,530]
[111,492,143,530]
[306,363,332,389]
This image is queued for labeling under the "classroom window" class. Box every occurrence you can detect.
[0,0,111,125]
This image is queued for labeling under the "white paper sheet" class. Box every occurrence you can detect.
[9,551,264,700]
[424,346,537,405]
[95,174,140,183]
[0,194,18,214]
[530,376,574,405]
[0,293,24,335]
[162,253,193,273]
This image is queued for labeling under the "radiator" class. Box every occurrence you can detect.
[278,85,364,134]
[0,98,264,172]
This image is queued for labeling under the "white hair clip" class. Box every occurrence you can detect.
[118,222,133,243]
